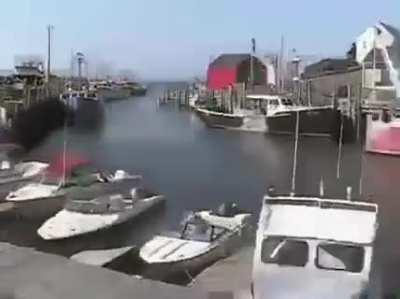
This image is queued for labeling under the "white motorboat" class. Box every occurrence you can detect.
[5,169,135,203]
[139,203,251,279]
[37,187,165,240]
[0,161,48,185]
[251,194,378,299]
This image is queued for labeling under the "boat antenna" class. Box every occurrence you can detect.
[250,38,256,89]
[346,186,352,201]
[290,110,300,196]
[359,153,364,197]
[61,120,67,187]
[358,85,364,197]
[336,108,344,179]
[279,35,285,93]
[319,177,324,197]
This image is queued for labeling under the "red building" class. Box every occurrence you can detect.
[207,54,266,90]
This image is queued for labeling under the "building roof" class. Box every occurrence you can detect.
[209,54,252,69]
[303,58,360,79]
[261,196,378,245]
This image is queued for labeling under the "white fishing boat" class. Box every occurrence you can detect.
[139,203,251,278]
[0,160,48,185]
[95,81,131,101]
[37,188,165,240]
[251,194,378,299]
[196,94,336,135]
[251,95,379,298]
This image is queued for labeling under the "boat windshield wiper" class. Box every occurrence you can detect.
[270,240,287,259]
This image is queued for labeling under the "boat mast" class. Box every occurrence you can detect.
[46,25,54,96]
[46,25,53,82]
[279,36,285,93]
[250,38,256,90]
[290,110,300,195]
[61,119,68,187]
[336,110,344,179]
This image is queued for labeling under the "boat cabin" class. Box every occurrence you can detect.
[252,196,378,299]
[245,94,295,116]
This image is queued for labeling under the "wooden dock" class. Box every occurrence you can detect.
[0,241,256,299]
[193,246,254,299]
[0,242,208,299]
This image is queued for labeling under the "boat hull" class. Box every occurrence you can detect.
[38,195,165,240]
[365,114,400,155]
[196,108,243,129]
[266,107,341,136]
[1,195,65,220]
[97,88,131,101]
[140,225,247,283]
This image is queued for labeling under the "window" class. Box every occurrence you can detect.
[181,222,213,242]
[261,237,308,267]
[316,243,364,273]
[281,99,293,106]
[269,100,279,107]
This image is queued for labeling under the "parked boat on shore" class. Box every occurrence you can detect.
[37,187,164,240]
[139,203,251,281]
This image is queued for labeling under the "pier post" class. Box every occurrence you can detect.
[356,83,362,141]
[229,85,234,114]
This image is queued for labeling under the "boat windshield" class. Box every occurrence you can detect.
[316,243,364,273]
[261,237,308,267]
[181,222,226,242]
[269,99,280,107]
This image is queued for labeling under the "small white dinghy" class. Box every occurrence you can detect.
[251,193,379,299]
[139,203,251,278]
[37,188,165,240]
[0,161,48,185]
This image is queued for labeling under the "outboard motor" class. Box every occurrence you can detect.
[0,160,10,170]
[216,202,240,217]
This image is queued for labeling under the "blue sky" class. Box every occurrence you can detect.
[0,0,399,80]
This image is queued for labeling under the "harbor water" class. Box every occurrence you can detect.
[0,83,399,294]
